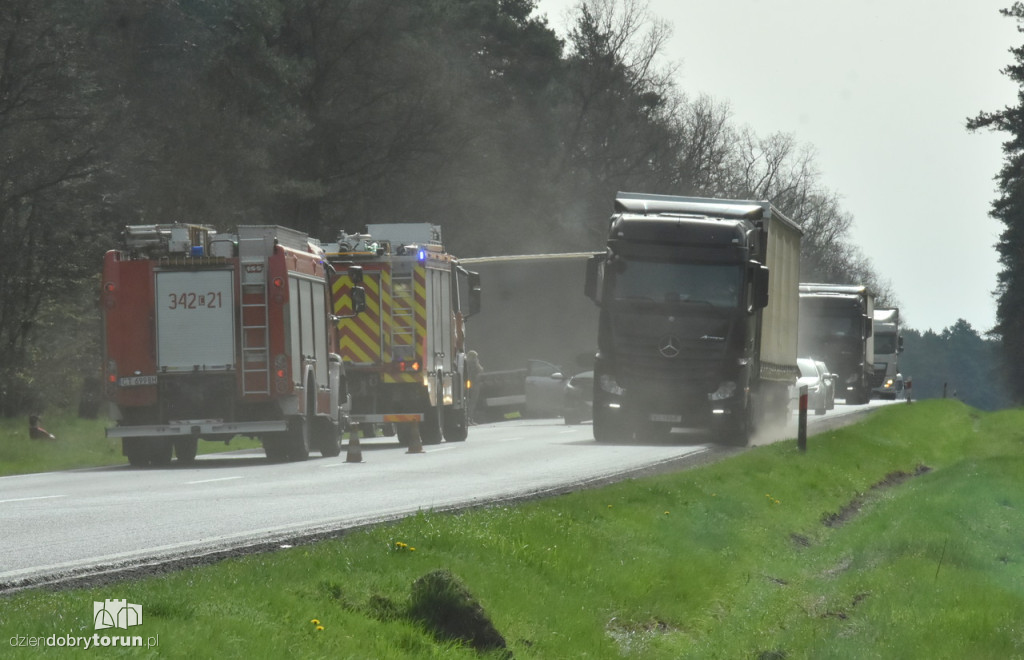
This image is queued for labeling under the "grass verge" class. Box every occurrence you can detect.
[0,413,263,476]
[1,400,1022,658]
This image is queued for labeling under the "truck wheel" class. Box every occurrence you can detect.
[396,423,416,447]
[286,415,310,461]
[263,435,288,462]
[174,437,199,463]
[123,438,148,467]
[315,417,341,457]
[150,438,174,466]
[593,405,629,443]
[421,404,444,445]
[719,398,753,447]
[381,423,397,437]
[442,405,468,442]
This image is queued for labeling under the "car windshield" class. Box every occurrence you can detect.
[608,259,743,308]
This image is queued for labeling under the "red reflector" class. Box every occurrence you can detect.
[107,374,117,383]
[276,369,286,378]
[273,277,284,288]
[104,282,115,292]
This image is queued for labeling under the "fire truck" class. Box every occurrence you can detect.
[324,224,480,446]
[102,223,361,465]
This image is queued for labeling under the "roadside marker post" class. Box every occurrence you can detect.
[906,377,913,404]
[797,385,808,452]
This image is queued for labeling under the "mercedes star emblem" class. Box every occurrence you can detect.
[658,335,681,358]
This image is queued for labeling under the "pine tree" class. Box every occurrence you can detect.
[967,3,1024,401]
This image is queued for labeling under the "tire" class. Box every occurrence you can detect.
[720,395,753,447]
[593,403,629,443]
[173,437,199,463]
[123,438,148,467]
[421,402,444,445]
[442,405,468,442]
[314,417,341,457]
[285,415,310,461]
[263,435,288,462]
[396,423,417,447]
[149,438,174,466]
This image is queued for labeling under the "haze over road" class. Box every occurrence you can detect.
[0,402,889,590]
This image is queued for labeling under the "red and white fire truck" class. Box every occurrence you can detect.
[324,224,480,446]
[102,223,360,465]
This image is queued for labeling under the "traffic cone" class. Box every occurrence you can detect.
[406,422,424,454]
[346,426,363,463]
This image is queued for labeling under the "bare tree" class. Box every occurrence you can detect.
[0,0,107,413]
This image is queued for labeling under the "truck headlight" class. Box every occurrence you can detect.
[709,381,737,401]
[599,374,625,396]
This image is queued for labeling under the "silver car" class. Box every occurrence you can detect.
[795,358,828,415]
[814,360,837,410]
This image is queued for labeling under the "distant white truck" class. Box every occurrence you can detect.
[871,308,904,399]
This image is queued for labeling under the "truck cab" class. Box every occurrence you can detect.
[586,193,800,444]
[798,284,875,404]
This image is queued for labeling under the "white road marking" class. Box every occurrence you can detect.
[185,476,243,485]
[0,495,65,504]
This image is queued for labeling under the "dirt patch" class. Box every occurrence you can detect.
[790,533,812,548]
[821,592,871,620]
[606,617,678,654]
[821,465,931,528]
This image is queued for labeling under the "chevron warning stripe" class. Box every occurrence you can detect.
[333,271,383,365]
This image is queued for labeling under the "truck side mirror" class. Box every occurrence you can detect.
[350,285,367,314]
[898,335,904,353]
[585,254,604,303]
[348,265,364,285]
[863,314,873,338]
[750,263,769,311]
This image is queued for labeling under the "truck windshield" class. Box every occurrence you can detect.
[875,333,897,353]
[805,313,860,338]
[608,259,743,308]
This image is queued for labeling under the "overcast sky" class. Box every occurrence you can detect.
[537,0,1019,334]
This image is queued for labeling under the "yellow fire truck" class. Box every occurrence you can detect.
[324,224,480,445]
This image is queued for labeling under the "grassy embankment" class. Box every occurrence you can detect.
[2,399,1022,658]
[0,414,262,476]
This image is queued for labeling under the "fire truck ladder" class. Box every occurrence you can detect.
[239,239,271,396]
[390,272,416,360]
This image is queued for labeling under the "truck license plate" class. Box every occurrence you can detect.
[118,375,157,387]
[649,414,682,423]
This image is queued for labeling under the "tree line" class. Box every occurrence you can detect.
[969,3,1024,405]
[901,319,1010,411]
[2,0,900,415]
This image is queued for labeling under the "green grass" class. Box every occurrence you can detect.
[0,413,263,476]
[2,400,1023,658]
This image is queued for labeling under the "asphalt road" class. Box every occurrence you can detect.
[0,399,893,591]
